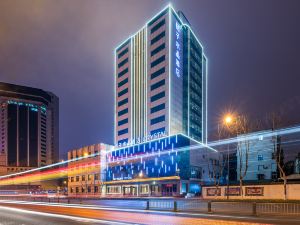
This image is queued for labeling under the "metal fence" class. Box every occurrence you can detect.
[1,196,300,216]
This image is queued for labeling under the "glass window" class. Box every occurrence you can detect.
[151,79,165,91]
[118,118,128,126]
[150,115,165,125]
[118,128,128,136]
[151,43,165,57]
[151,91,165,102]
[151,31,165,45]
[118,98,128,107]
[151,55,165,68]
[151,103,165,114]
[118,68,128,78]
[151,19,165,33]
[118,58,128,68]
[118,78,128,88]
[118,48,128,59]
[151,67,165,79]
[118,108,128,117]
[118,88,128,97]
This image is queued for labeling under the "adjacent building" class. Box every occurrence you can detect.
[115,5,207,147]
[236,130,278,182]
[0,82,59,175]
[67,143,113,197]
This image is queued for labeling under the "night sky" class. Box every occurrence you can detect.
[1,0,300,159]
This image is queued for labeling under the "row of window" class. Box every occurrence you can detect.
[150,115,165,125]
[150,103,165,114]
[118,128,128,136]
[151,19,165,34]
[150,79,165,91]
[151,43,165,57]
[118,58,128,68]
[69,174,99,182]
[151,91,165,102]
[118,108,128,117]
[70,186,99,193]
[118,68,128,78]
[151,55,165,68]
[118,98,128,107]
[118,118,128,126]
[151,31,165,45]
[151,67,165,79]
[118,48,128,59]
[118,78,128,88]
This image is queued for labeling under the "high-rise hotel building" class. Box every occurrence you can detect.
[115,5,207,146]
[0,82,59,175]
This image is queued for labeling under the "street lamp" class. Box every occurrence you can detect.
[222,113,234,200]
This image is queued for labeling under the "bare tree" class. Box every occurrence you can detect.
[208,153,227,197]
[266,112,287,200]
[228,115,253,197]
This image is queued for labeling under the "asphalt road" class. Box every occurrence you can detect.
[1,201,300,225]
[0,205,129,225]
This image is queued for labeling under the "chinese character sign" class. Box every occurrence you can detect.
[175,21,182,78]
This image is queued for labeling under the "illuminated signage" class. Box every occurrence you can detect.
[175,21,182,78]
[117,131,167,148]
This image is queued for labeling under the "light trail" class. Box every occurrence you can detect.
[0,125,300,183]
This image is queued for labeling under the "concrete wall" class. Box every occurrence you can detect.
[203,184,300,200]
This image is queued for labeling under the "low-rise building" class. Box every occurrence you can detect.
[237,130,278,182]
[67,143,113,197]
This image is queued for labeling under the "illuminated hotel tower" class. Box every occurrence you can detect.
[115,5,207,146]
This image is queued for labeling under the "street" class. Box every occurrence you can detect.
[1,201,300,225]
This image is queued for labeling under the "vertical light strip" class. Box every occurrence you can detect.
[130,38,133,143]
[168,7,171,136]
[205,55,208,144]
[145,27,148,138]
[113,49,116,145]
[187,28,190,137]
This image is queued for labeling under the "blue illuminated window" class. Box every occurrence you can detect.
[118,88,128,97]
[151,103,165,114]
[118,128,128,136]
[118,138,128,145]
[118,58,128,68]
[151,31,165,45]
[118,108,128,117]
[151,115,165,125]
[118,48,128,59]
[151,79,165,91]
[151,43,165,57]
[118,118,128,126]
[118,68,128,78]
[150,127,165,135]
[151,19,165,34]
[118,78,128,88]
[151,91,165,102]
[118,98,128,107]
[151,67,165,79]
[258,155,264,161]
[151,55,165,68]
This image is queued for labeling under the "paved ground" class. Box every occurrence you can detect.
[0,205,125,225]
[1,200,300,225]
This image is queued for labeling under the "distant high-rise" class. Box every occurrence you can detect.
[0,82,59,174]
[114,5,207,146]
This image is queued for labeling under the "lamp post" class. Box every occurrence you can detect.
[223,114,234,200]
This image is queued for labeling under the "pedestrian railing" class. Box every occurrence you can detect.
[257,202,300,216]
[1,196,300,217]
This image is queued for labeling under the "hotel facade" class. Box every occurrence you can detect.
[115,6,207,147]
[106,5,212,197]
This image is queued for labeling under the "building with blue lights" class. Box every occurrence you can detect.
[115,5,207,147]
[107,5,211,196]
[0,82,59,175]
[105,134,215,197]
